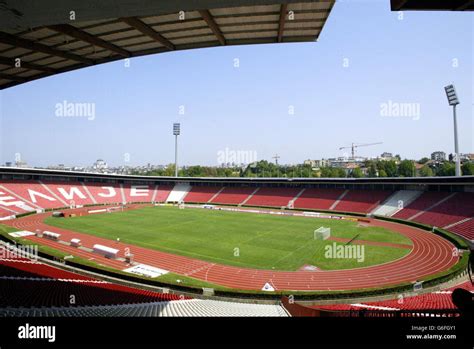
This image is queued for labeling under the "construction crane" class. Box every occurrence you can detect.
[339,142,383,159]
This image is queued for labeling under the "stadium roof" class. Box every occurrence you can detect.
[1,167,474,186]
[0,0,335,90]
[391,0,474,11]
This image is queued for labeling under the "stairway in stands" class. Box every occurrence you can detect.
[166,183,192,202]
[371,190,423,217]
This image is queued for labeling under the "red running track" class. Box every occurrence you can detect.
[3,207,459,291]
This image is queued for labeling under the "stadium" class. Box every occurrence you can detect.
[0,167,472,317]
[0,0,473,345]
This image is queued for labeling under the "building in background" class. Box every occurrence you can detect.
[93,159,108,172]
[431,151,446,162]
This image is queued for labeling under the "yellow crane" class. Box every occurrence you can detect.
[339,142,383,159]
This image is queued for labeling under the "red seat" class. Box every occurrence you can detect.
[211,187,255,205]
[245,187,301,207]
[333,190,392,213]
[294,188,344,210]
[184,186,223,203]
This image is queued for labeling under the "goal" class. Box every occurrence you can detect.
[106,206,122,213]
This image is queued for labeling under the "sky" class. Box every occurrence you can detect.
[0,0,473,168]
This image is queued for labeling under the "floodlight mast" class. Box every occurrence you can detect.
[173,123,180,177]
[444,84,461,176]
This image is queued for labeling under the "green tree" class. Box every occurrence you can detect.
[335,168,347,178]
[351,167,364,178]
[437,162,455,176]
[399,160,416,177]
[320,167,335,178]
[419,165,434,177]
[462,162,474,175]
[378,169,387,177]
[366,161,377,177]
[383,160,398,177]
[163,164,176,176]
[418,157,430,164]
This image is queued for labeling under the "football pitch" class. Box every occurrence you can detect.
[44,206,413,271]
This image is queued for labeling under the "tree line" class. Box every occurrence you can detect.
[132,159,474,178]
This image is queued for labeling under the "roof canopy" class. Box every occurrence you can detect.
[0,0,334,89]
[391,0,474,11]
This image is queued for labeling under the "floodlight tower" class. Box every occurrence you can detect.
[173,123,180,177]
[444,84,461,176]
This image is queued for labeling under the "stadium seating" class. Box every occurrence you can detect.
[0,279,183,307]
[183,186,223,203]
[0,260,93,280]
[0,248,184,308]
[393,191,452,220]
[371,190,422,216]
[210,186,256,205]
[0,299,289,317]
[0,206,17,218]
[332,190,393,213]
[154,185,174,202]
[0,180,58,210]
[294,188,345,210]
[0,246,287,317]
[447,219,474,241]
[83,182,122,204]
[123,183,155,203]
[42,181,94,206]
[0,179,472,241]
[166,183,191,202]
[310,281,473,312]
[413,192,474,228]
[245,187,301,207]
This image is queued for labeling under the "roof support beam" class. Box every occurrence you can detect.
[457,0,474,10]
[391,0,410,11]
[0,32,94,65]
[0,72,27,82]
[0,56,57,73]
[47,24,131,57]
[198,10,225,45]
[121,17,175,50]
[277,4,288,42]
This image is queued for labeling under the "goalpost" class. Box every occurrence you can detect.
[314,227,331,240]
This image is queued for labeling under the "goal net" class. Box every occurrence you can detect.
[314,227,331,240]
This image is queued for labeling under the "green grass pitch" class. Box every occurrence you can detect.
[44,206,413,271]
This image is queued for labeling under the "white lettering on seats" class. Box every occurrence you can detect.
[28,189,56,203]
[57,187,86,200]
[130,185,149,197]
[98,187,116,198]
[0,192,26,207]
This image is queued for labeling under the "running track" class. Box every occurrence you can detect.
[3,207,459,291]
